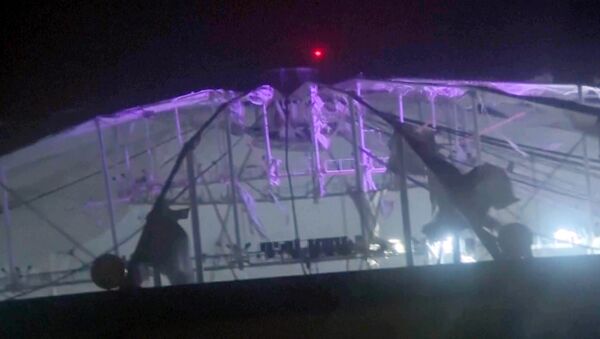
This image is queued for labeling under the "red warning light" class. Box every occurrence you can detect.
[312,48,324,60]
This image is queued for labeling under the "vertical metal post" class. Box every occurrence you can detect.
[114,127,132,192]
[261,104,274,188]
[578,85,595,242]
[448,103,458,164]
[282,100,303,256]
[174,108,185,145]
[417,97,425,121]
[452,236,461,264]
[186,152,204,282]
[356,84,368,191]
[397,139,414,266]
[349,96,369,251]
[95,118,120,256]
[152,269,162,287]
[144,119,156,182]
[0,168,16,284]
[355,82,368,191]
[225,113,244,269]
[458,100,468,160]
[397,94,405,123]
[49,253,58,296]
[174,109,204,283]
[341,196,348,237]
[310,85,322,202]
[430,95,437,128]
[308,86,323,200]
[122,123,135,189]
[124,125,132,172]
[340,195,350,271]
[113,128,123,171]
[143,114,159,287]
[529,157,541,227]
[395,117,414,267]
[450,102,461,263]
[470,92,483,165]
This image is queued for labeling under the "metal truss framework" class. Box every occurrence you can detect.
[2,81,600,299]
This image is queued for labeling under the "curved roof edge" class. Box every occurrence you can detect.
[2,77,598,163]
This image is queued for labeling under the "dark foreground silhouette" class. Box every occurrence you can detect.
[3,255,600,338]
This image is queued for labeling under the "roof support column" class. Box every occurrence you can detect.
[349,85,369,256]
[95,118,120,256]
[174,109,204,283]
[578,85,595,245]
[225,112,244,269]
[470,91,483,165]
[397,93,414,267]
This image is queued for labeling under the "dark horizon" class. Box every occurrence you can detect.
[1,0,599,154]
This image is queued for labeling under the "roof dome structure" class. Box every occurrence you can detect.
[1,77,600,300]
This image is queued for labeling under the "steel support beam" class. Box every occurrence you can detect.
[397,94,405,123]
[174,109,205,282]
[143,119,156,182]
[95,118,120,256]
[225,114,244,269]
[578,85,595,242]
[396,127,414,267]
[430,94,437,128]
[186,152,204,283]
[261,103,276,192]
[452,236,461,264]
[349,94,370,252]
[308,85,323,200]
[470,92,482,165]
[394,93,415,266]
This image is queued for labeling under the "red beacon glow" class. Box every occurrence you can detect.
[312,48,324,60]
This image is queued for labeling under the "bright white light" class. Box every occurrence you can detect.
[388,238,405,253]
[553,228,583,245]
[442,236,454,254]
[369,243,381,251]
[591,237,600,253]
[366,258,380,268]
[393,242,405,253]
[428,237,454,255]
[461,255,476,263]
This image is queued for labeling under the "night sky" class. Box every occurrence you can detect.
[1,1,599,154]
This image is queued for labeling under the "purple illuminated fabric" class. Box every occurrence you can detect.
[310,85,331,149]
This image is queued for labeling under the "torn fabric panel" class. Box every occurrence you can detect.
[348,190,380,239]
[267,157,282,187]
[245,86,274,106]
[268,191,290,226]
[310,85,331,149]
[228,100,245,128]
[423,86,467,100]
[364,156,378,191]
[236,183,269,239]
